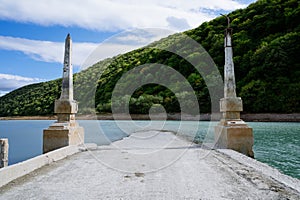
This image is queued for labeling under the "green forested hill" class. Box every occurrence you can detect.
[0,0,299,116]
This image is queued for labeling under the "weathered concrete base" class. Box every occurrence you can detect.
[215,120,254,157]
[220,97,243,120]
[220,97,243,112]
[43,122,84,153]
[54,99,78,122]
[54,99,78,114]
[0,139,9,168]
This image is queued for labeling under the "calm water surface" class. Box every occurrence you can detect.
[0,120,299,179]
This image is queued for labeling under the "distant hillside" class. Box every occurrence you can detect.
[0,0,299,116]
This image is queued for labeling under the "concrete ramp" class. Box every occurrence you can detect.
[0,131,299,199]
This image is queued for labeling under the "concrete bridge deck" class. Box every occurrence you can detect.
[0,131,299,200]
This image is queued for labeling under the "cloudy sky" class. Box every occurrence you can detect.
[0,0,256,96]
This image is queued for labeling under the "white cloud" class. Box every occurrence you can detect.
[0,35,98,66]
[0,73,41,82]
[112,29,174,44]
[0,0,250,31]
[166,17,190,31]
[0,91,9,97]
[0,28,174,69]
[0,73,45,93]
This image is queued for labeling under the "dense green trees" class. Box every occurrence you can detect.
[0,79,61,116]
[0,0,299,116]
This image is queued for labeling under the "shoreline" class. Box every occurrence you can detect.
[0,113,300,122]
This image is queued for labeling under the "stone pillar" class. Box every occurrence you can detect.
[43,34,84,153]
[0,138,9,168]
[215,17,254,158]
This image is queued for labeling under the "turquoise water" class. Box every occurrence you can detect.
[0,120,299,179]
[249,122,300,179]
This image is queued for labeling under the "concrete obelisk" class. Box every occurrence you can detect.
[214,16,254,157]
[43,34,84,153]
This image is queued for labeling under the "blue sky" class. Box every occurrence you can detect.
[0,0,256,96]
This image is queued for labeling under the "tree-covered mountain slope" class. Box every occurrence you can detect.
[0,0,299,116]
